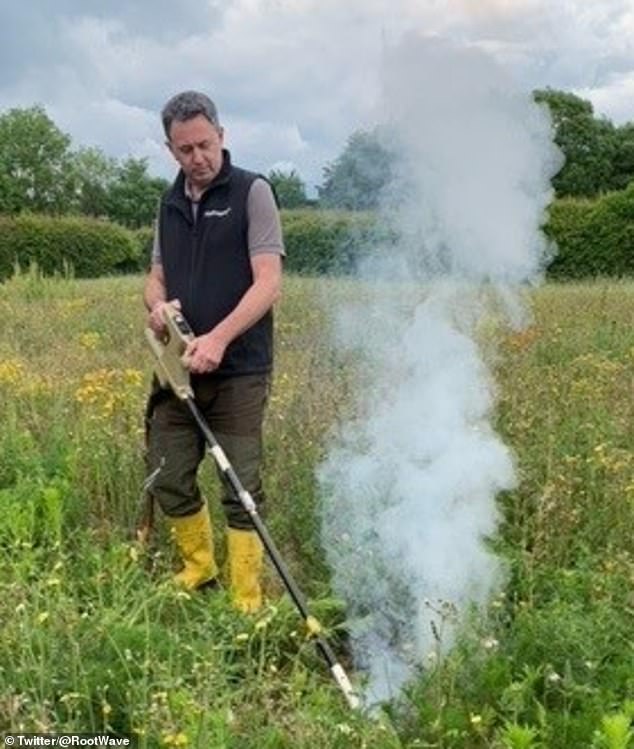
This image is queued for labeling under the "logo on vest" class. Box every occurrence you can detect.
[204,207,232,219]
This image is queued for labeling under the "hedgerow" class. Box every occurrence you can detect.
[0,213,140,280]
[2,184,633,280]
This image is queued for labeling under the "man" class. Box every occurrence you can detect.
[144,91,284,613]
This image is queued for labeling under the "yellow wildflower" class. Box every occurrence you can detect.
[0,359,25,385]
[79,331,101,350]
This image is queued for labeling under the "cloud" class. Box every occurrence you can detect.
[578,71,634,124]
[1,0,633,189]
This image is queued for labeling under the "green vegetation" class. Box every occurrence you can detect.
[282,186,634,278]
[534,89,634,197]
[2,94,634,283]
[318,129,393,210]
[0,269,631,747]
[0,105,168,227]
[267,169,312,209]
[317,90,634,211]
[6,186,634,282]
[4,87,634,229]
[546,185,634,278]
[281,209,383,275]
[0,214,141,281]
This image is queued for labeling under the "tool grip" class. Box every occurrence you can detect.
[145,303,195,400]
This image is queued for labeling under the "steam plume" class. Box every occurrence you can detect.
[318,34,562,705]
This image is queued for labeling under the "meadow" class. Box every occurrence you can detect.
[0,268,632,748]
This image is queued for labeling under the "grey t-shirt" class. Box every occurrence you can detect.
[151,177,285,264]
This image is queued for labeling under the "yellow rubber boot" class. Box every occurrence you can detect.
[169,507,219,590]
[227,529,263,613]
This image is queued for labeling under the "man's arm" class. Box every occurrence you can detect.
[184,253,282,374]
[144,263,181,334]
[144,263,166,311]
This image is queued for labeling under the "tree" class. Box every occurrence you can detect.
[611,123,634,192]
[534,89,617,197]
[0,105,76,213]
[267,168,308,209]
[105,157,169,228]
[71,146,118,218]
[0,105,172,226]
[318,129,392,210]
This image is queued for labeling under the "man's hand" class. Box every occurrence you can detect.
[183,329,228,373]
[148,299,181,335]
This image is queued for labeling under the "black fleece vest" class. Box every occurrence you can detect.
[158,151,273,376]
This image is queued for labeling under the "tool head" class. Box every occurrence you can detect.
[145,303,194,400]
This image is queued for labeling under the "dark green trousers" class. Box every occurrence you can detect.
[145,373,270,530]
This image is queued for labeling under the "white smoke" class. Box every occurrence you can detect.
[318,34,562,705]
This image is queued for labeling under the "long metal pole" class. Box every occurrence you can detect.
[184,396,360,710]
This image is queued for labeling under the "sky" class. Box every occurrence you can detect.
[2,0,634,193]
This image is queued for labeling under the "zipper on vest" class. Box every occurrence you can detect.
[189,217,198,316]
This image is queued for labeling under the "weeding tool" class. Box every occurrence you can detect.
[145,303,360,710]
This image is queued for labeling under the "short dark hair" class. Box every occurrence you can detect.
[161,91,220,138]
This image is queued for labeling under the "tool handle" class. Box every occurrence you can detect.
[145,303,195,400]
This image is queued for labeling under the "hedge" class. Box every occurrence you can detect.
[545,185,634,278]
[0,213,141,281]
[2,187,634,281]
[281,209,381,275]
[281,189,634,279]
[134,225,155,270]
[281,190,634,279]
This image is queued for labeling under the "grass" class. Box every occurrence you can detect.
[0,266,632,747]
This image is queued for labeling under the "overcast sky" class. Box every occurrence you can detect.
[2,0,633,193]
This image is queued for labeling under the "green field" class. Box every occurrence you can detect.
[0,269,632,748]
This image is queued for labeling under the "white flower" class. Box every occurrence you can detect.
[482,637,499,651]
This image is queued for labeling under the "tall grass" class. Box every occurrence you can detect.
[0,268,632,747]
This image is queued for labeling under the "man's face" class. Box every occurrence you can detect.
[167,114,224,189]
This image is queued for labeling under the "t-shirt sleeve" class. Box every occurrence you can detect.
[247,178,286,256]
